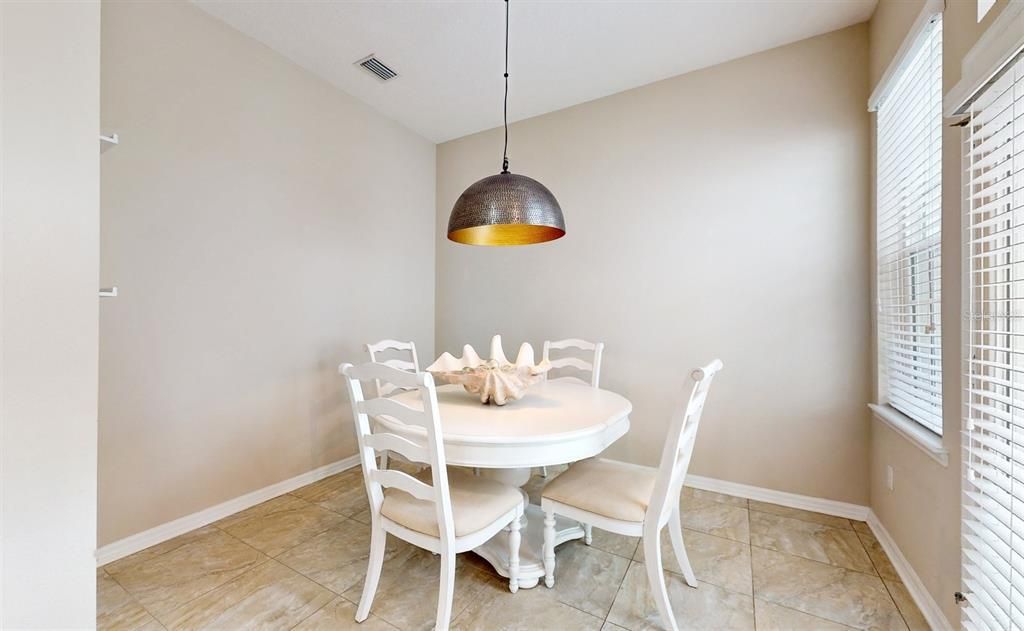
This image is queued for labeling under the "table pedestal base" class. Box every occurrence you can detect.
[471,503,583,589]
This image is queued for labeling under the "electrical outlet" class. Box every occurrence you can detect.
[886,465,895,491]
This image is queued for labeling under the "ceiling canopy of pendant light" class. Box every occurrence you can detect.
[447,0,565,247]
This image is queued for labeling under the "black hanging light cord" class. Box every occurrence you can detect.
[502,0,510,173]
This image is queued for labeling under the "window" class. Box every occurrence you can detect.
[873,14,944,435]
[962,48,1024,631]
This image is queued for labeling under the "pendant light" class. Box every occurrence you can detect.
[447,0,565,246]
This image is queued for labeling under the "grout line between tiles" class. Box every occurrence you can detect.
[758,599,863,630]
[552,596,609,627]
[140,524,277,625]
[602,559,634,628]
[101,559,172,631]
[748,542,883,579]
[285,595,333,631]
[154,557,275,628]
[876,573,915,631]
[749,542,756,630]
[678,523,750,547]
[747,505,855,531]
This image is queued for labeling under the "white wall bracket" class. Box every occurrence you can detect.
[99,133,119,153]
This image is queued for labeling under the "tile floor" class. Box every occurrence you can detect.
[99,466,929,630]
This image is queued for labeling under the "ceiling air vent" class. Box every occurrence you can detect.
[356,55,398,82]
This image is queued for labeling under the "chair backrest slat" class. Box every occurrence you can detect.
[357,397,430,429]
[366,339,420,397]
[377,358,417,372]
[549,356,593,372]
[546,338,596,351]
[364,433,429,463]
[369,469,435,502]
[543,338,605,388]
[340,361,456,545]
[644,359,723,532]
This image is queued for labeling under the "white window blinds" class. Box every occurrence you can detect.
[963,47,1024,631]
[876,16,944,434]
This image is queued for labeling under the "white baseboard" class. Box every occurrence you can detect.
[685,474,871,521]
[867,510,953,631]
[95,455,360,567]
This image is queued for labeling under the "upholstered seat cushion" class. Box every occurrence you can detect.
[381,469,523,538]
[541,458,658,522]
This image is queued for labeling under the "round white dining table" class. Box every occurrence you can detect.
[389,380,632,589]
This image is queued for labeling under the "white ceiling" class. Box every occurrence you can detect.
[194,0,877,143]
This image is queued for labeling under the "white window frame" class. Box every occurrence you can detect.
[869,0,945,446]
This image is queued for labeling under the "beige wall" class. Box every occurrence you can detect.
[1,1,100,625]
[99,1,435,545]
[867,0,1011,626]
[436,25,872,504]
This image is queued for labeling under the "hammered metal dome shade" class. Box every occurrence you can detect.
[447,172,566,246]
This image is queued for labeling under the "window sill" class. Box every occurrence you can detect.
[868,403,949,467]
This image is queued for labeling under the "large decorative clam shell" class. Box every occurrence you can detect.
[427,335,551,405]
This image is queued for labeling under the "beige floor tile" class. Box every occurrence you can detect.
[857,530,900,581]
[601,622,629,631]
[277,519,409,595]
[97,570,164,631]
[634,528,752,595]
[161,559,333,630]
[754,599,857,630]
[350,507,372,525]
[679,499,750,544]
[752,546,907,631]
[340,545,492,631]
[588,528,640,559]
[291,468,363,504]
[607,561,755,631]
[102,525,219,576]
[450,572,604,630]
[748,500,854,530]
[885,580,929,631]
[852,520,872,535]
[293,597,397,630]
[217,494,346,557]
[291,468,370,517]
[104,527,267,620]
[544,539,631,618]
[750,511,874,573]
[682,486,749,508]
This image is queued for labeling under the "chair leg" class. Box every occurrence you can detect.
[436,551,456,630]
[356,521,386,622]
[379,450,389,470]
[669,507,697,588]
[583,523,593,545]
[540,466,548,478]
[543,510,556,588]
[643,529,679,631]
[508,512,522,593]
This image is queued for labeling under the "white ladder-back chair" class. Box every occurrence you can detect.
[542,338,604,388]
[365,339,420,470]
[365,339,420,397]
[340,362,525,630]
[539,338,605,481]
[540,359,723,631]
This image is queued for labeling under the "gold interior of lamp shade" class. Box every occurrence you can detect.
[447,224,566,246]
